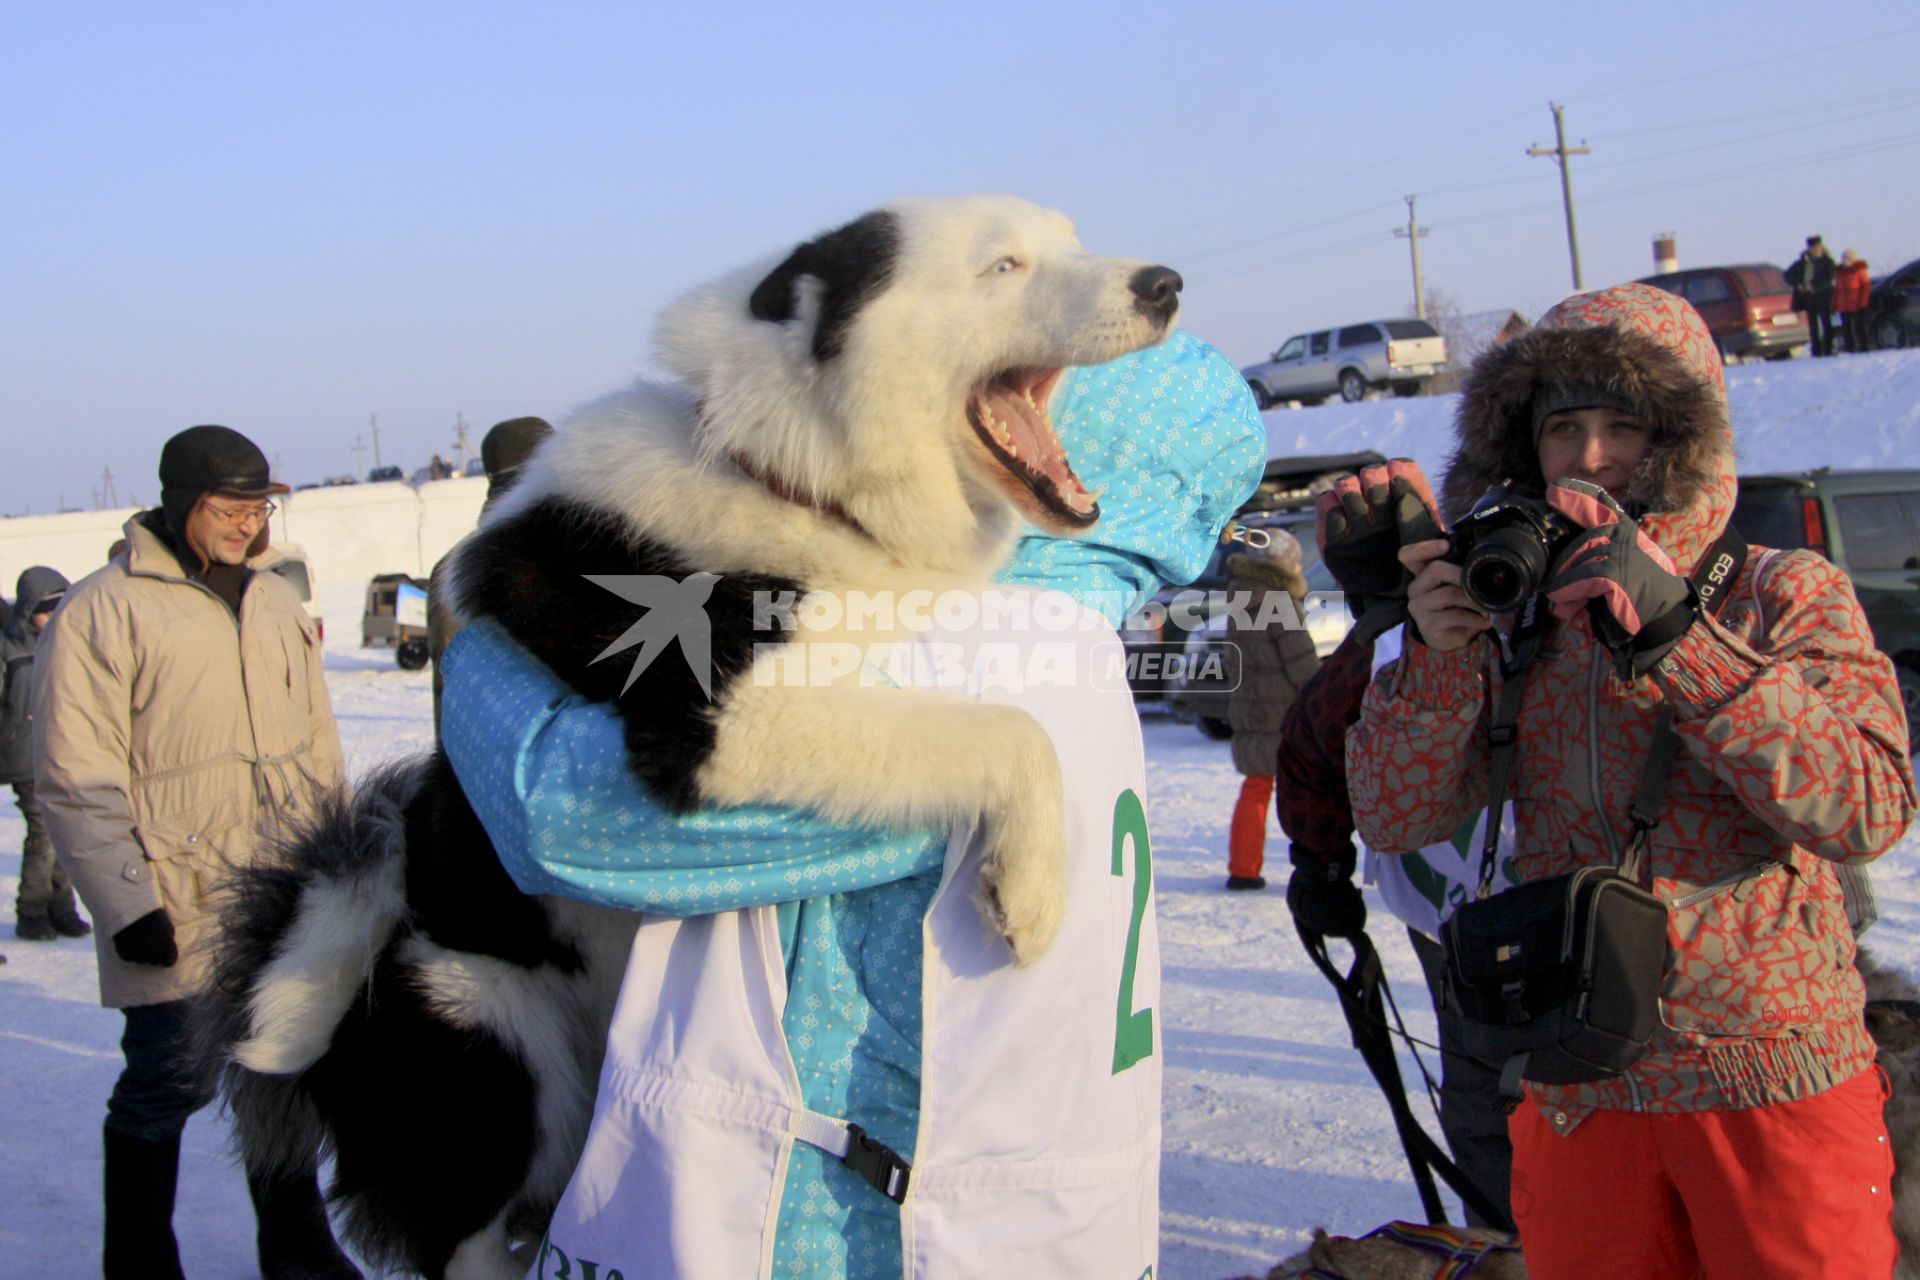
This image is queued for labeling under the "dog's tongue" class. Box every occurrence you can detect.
[977,369,1098,517]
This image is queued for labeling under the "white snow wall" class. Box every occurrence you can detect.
[0,477,487,626]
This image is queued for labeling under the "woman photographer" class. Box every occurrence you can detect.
[1348,283,1915,1279]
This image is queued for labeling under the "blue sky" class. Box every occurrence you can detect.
[4,2,1917,515]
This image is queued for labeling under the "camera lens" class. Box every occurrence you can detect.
[1462,527,1550,612]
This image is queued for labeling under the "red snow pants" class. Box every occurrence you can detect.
[1228,773,1273,879]
[1508,1067,1896,1279]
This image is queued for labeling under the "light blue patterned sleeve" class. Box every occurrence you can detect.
[441,330,1266,911]
[442,621,947,914]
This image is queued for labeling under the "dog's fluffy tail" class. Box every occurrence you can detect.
[196,757,423,1174]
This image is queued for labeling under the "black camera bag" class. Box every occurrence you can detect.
[1439,528,1745,1095]
[1443,862,1670,1088]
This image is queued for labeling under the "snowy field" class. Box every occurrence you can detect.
[5,347,1920,1277]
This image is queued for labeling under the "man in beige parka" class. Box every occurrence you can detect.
[33,425,361,1280]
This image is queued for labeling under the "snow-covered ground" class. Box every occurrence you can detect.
[5,348,1920,1278]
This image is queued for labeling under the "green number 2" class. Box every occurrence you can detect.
[1110,788,1155,1075]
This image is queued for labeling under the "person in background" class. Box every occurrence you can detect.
[1223,517,1319,890]
[1349,284,1912,1278]
[2,566,86,941]
[427,415,553,735]
[1786,234,1837,356]
[1834,249,1873,354]
[1277,458,1518,1230]
[438,333,1265,1277]
[33,425,360,1280]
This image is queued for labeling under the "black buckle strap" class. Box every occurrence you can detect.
[841,1123,911,1204]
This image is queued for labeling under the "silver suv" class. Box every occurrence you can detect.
[1241,318,1448,408]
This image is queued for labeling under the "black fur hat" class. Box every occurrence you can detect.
[157,424,287,539]
[480,417,554,504]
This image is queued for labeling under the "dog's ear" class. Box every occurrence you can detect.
[748,210,900,362]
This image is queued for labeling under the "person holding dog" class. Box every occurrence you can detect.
[439,331,1266,1278]
[1347,284,1914,1278]
[1223,517,1319,891]
[32,426,361,1280]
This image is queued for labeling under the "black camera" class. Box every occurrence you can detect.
[1446,485,1582,613]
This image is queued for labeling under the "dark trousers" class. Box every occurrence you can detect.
[12,780,76,923]
[1408,928,1516,1231]
[1807,300,1836,356]
[105,1000,215,1143]
[1842,311,1870,354]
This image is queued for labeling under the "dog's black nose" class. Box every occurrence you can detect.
[1130,266,1183,322]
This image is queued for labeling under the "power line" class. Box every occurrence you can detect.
[1106,103,1542,254]
[1590,87,1920,141]
[1564,24,1920,105]
[1424,129,1920,235]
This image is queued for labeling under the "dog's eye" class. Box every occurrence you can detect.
[987,255,1023,276]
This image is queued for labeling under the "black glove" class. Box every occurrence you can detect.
[1541,480,1696,679]
[1315,458,1445,643]
[1285,849,1367,939]
[112,909,179,968]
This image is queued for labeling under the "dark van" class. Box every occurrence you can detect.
[1731,469,1920,742]
[1637,264,1808,361]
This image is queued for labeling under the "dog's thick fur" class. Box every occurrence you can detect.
[199,196,1182,1279]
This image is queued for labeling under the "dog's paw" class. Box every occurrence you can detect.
[974,751,1068,965]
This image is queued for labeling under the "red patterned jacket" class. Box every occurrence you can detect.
[1348,284,1916,1129]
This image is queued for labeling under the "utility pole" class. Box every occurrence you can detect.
[452,413,472,470]
[1527,103,1591,291]
[99,467,119,508]
[1393,195,1430,320]
[369,412,384,469]
[352,434,367,477]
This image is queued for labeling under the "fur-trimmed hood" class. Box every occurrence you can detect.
[1443,283,1733,574]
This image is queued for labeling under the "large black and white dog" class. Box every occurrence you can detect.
[199,196,1183,1279]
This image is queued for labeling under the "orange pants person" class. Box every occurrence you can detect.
[1509,1068,1896,1279]
[1228,773,1274,886]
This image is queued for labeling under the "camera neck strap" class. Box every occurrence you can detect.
[1472,525,1748,898]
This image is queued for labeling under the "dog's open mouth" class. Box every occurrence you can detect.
[967,367,1100,526]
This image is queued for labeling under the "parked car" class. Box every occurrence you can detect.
[367,465,405,483]
[1119,450,1382,705]
[362,572,431,650]
[1730,468,1920,745]
[1241,320,1447,409]
[1165,558,1352,738]
[1635,264,1807,361]
[1864,255,1920,351]
[264,543,324,643]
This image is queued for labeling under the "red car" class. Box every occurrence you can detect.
[1636,264,1809,361]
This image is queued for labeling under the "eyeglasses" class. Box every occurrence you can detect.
[202,501,276,527]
